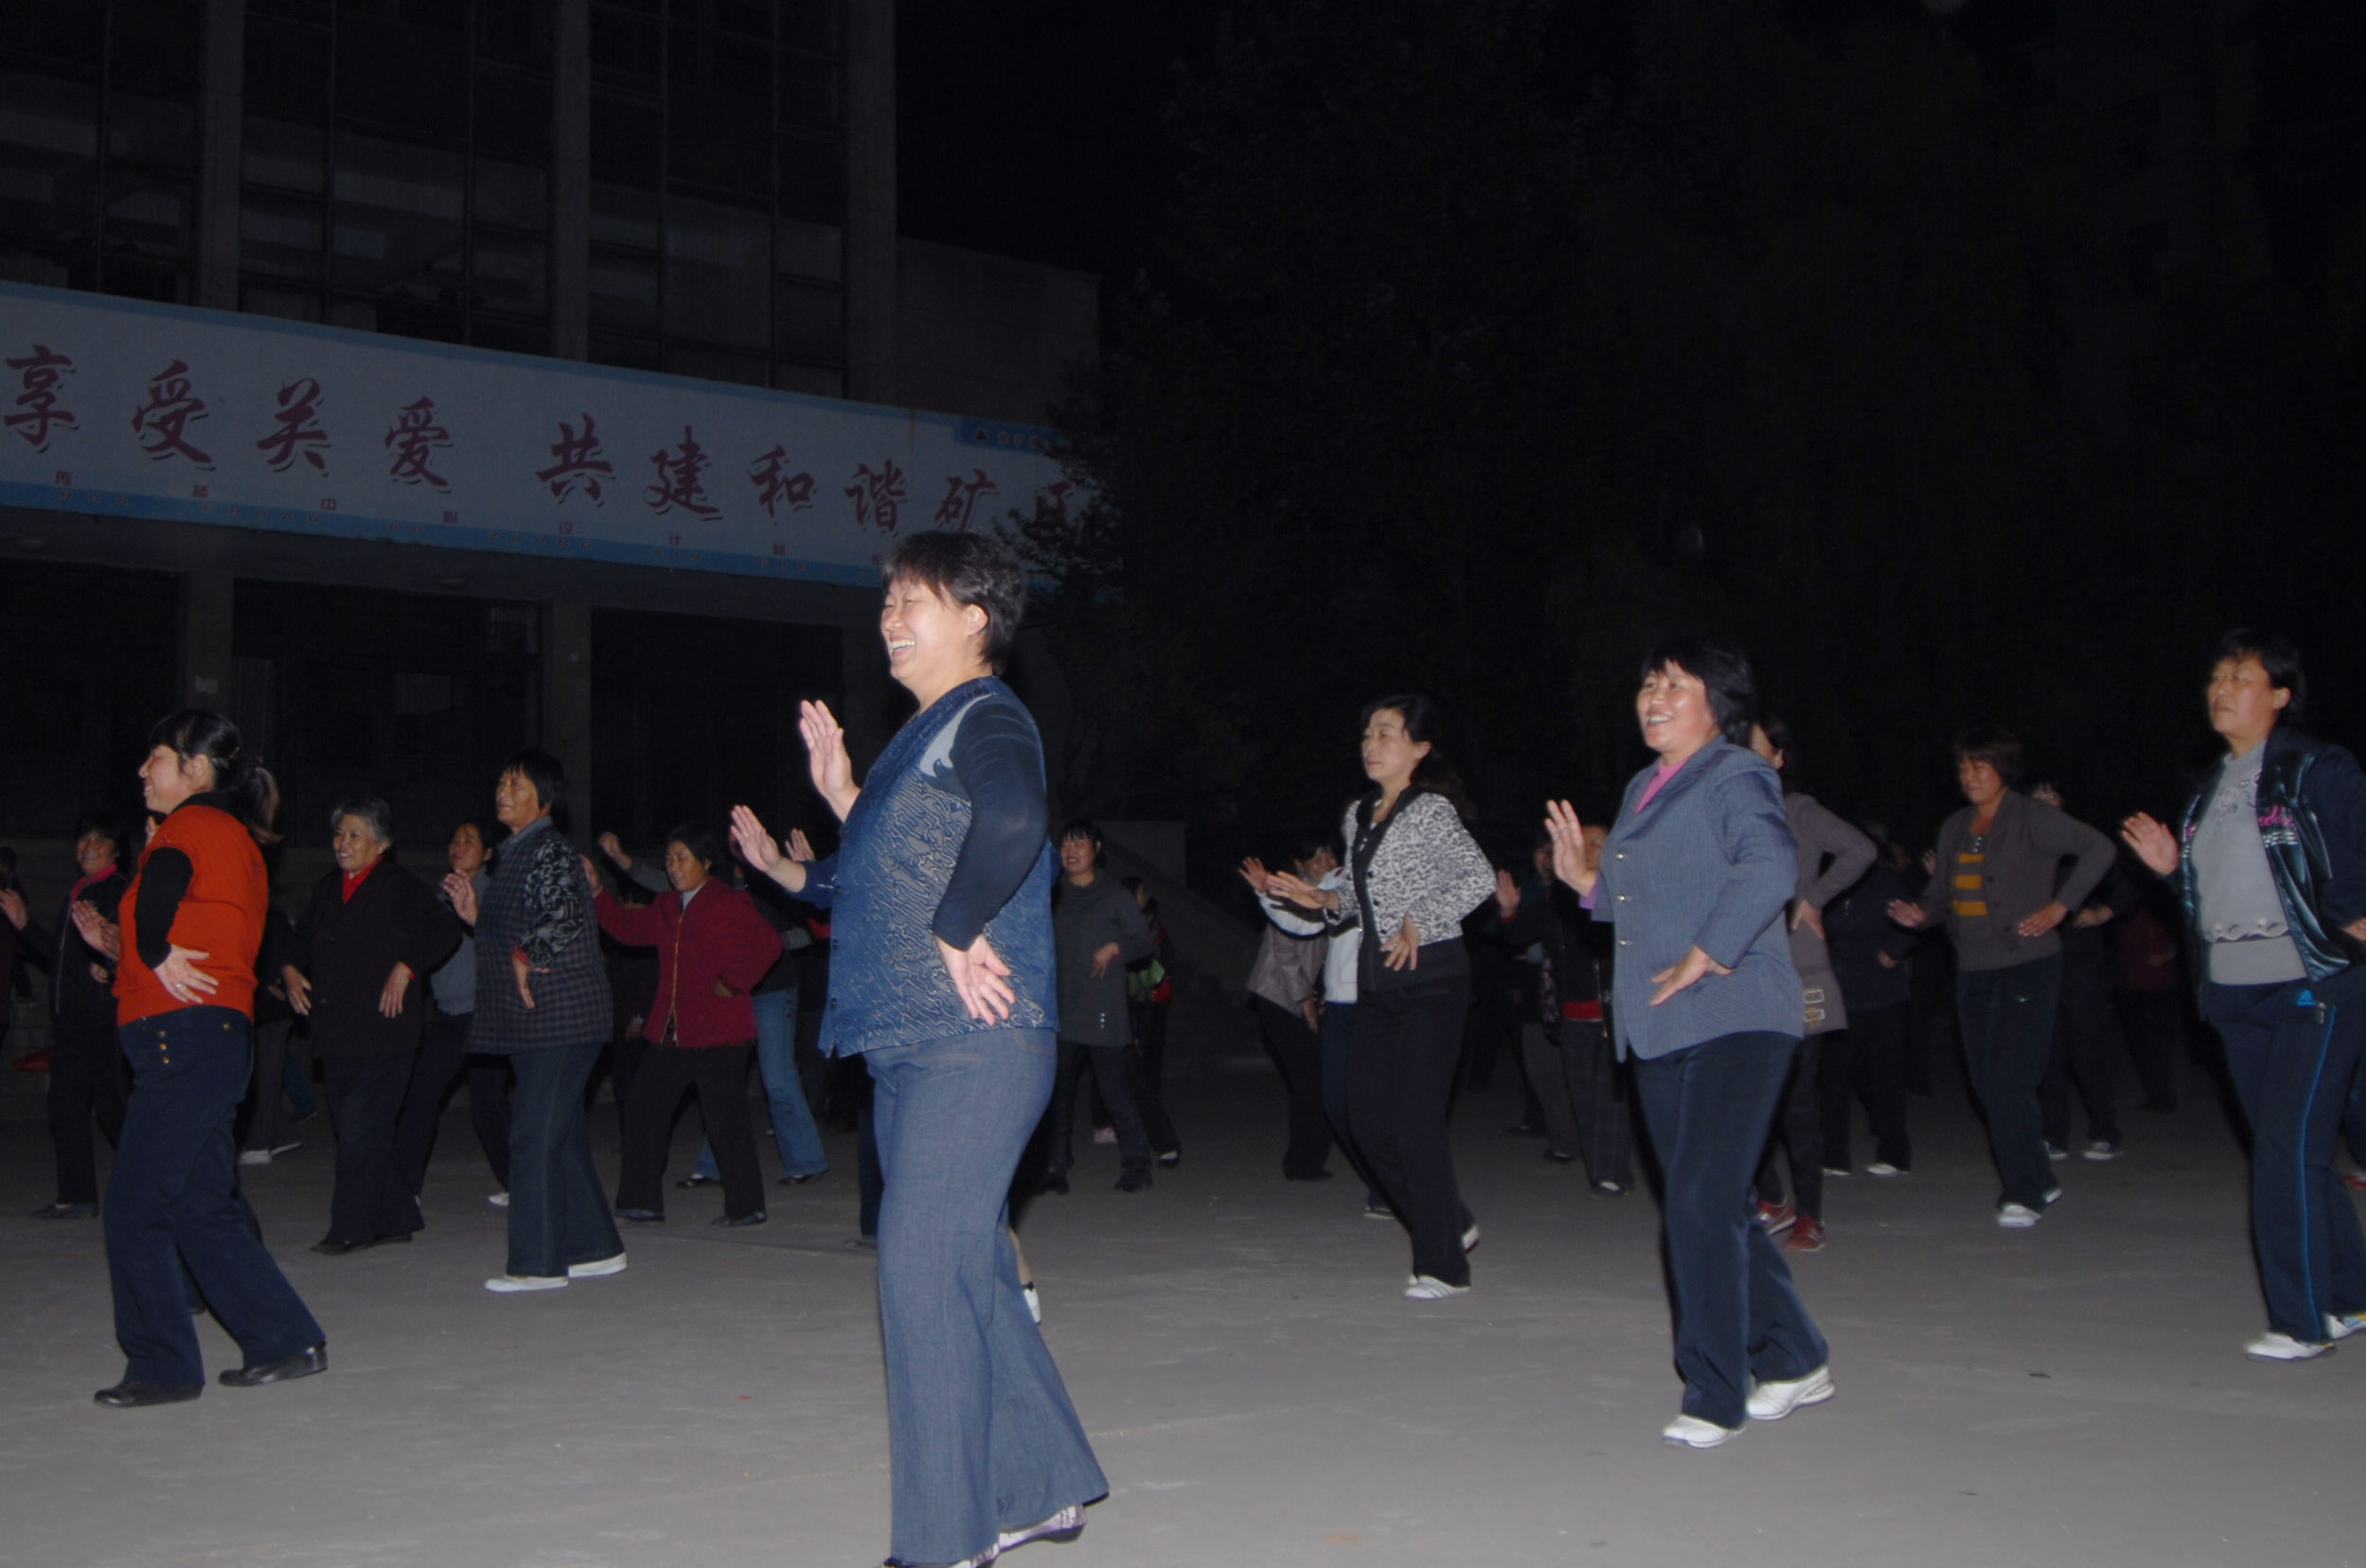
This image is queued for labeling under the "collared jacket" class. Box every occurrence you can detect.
[471,815,611,1053]
[1592,740,1801,1061]
[801,676,1057,1056]
[2176,726,2366,984]
[289,857,463,1060]
[594,880,782,1048]
[1329,789,1496,994]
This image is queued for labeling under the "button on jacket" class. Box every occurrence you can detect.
[1592,740,1802,1061]
[594,880,783,1047]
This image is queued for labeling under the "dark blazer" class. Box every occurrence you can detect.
[290,858,462,1060]
[24,865,130,1023]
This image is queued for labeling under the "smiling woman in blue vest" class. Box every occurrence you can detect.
[2123,631,2366,1363]
[1544,637,1830,1450]
[732,530,1103,1568]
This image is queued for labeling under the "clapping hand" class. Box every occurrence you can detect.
[2120,812,2179,878]
[70,900,121,959]
[729,804,810,893]
[800,702,859,821]
[442,870,479,926]
[1542,801,1595,895]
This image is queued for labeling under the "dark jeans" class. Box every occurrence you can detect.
[393,1007,471,1199]
[470,1054,513,1191]
[1045,1039,1151,1176]
[1824,1004,1912,1170]
[1957,954,2063,1210]
[2204,977,2366,1341]
[238,1017,293,1153]
[1256,997,1334,1179]
[320,1052,421,1245]
[2042,955,2124,1148]
[2121,989,2185,1112]
[1755,1035,1825,1219]
[1348,975,1471,1286]
[1632,1030,1826,1430]
[106,1007,322,1389]
[868,1028,1107,1564]
[47,1007,126,1206]
[1126,997,1180,1156]
[504,1040,622,1278]
[1524,1018,1633,1189]
[615,1040,765,1221]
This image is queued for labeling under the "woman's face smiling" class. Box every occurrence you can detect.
[1635,665,1719,760]
[881,577,987,700]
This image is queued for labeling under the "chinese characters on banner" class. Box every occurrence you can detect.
[0,281,1076,583]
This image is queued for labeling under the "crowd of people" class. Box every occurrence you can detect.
[7,528,2366,1559]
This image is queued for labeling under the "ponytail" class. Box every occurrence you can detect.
[148,708,282,843]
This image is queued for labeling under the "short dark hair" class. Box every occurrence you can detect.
[2212,628,2306,728]
[881,529,1027,672]
[71,810,132,864]
[1639,636,1757,746]
[499,747,567,816]
[1952,726,2026,788]
[1058,818,1103,855]
[329,795,396,845]
[149,708,282,840]
[1358,693,1472,816]
[665,820,730,880]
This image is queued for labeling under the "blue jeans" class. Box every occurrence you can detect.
[107,1007,323,1389]
[1957,954,2062,1210]
[2204,976,2366,1341]
[505,1039,622,1278]
[1632,1030,1826,1430]
[868,1027,1107,1564]
[696,989,828,1182]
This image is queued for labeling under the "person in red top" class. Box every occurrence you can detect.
[96,710,325,1409]
[593,822,783,1226]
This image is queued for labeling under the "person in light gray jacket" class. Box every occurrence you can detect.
[1546,637,1829,1449]
[1042,820,1157,1191]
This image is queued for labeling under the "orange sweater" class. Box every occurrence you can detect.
[116,802,269,1025]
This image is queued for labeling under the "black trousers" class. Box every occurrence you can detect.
[1046,1039,1152,1175]
[1349,974,1471,1286]
[1256,998,1334,1179]
[1959,954,2063,1210]
[1127,997,1180,1156]
[2120,989,2185,1112]
[238,1017,294,1153]
[470,1053,514,1191]
[321,1051,422,1244]
[47,1007,127,1206]
[614,1041,764,1221]
[2042,957,2124,1148]
[394,1007,502,1201]
[1823,1004,1912,1170]
[1523,1018,1634,1188]
[1755,1035,1824,1219]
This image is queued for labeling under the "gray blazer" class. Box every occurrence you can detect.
[1788,793,1876,1035]
[1592,740,1803,1060]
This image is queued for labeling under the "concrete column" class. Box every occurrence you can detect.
[543,601,595,838]
[550,0,592,361]
[843,0,898,402]
[197,0,245,312]
[179,570,236,709]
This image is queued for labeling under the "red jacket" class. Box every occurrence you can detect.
[594,881,781,1048]
[118,802,268,1025]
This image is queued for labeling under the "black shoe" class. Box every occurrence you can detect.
[219,1344,328,1387]
[95,1380,203,1409]
[1283,1168,1336,1183]
[777,1171,823,1185]
[1505,1121,1545,1138]
[31,1202,98,1220]
[1038,1172,1070,1195]
[310,1238,369,1256]
[1116,1168,1152,1192]
[712,1210,768,1227]
[674,1174,722,1188]
[614,1206,663,1223]
[374,1230,414,1244]
[1544,1149,1577,1165]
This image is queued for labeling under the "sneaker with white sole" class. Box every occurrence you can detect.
[1662,1414,1740,1449]
[485,1274,567,1292]
[238,1149,272,1167]
[998,1504,1085,1553]
[2046,1143,2068,1162]
[568,1253,628,1279]
[2246,1331,2333,1362]
[1405,1275,1469,1301]
[488,1190,509,1208]
[1865,1162,1903,1177]
[2326,1311,2366,1341]
[1462,1222,1481,1253]
[1996,1203,2041,1229]
[1746,1364,1835,1420]
[2082,1140,2123,1161]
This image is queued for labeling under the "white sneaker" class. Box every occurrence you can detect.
[485,1274,568,1293]
[2041,1185,2063,1204]
[1746,1364,1835,1421]
[2326,1312,2366,1342]
[1822,1167,1850,1178]
[1865,1162,1902,1178]
[1662,1414,1739,1449]
[997,1504,1085,1553]
[2083,1141,2124,1161]
[1023,1282,1041,1324]
[488,1191,509,1208]
[2246,1331,2333,1362]
[269,1140,303,1158]
[1405,1275,1469,1301]
[1997,1203,2041,1229]
[568,1253,628,1279]
[238,1149,272,1167]
[1462,1222,1481,1253]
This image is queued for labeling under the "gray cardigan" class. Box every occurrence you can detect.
[1592,740,1803,1060]
[1913,790,2113,973]
[1787,793,1876,1035]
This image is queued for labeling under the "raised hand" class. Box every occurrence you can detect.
[786,829,816,864]
[729,804,809,893]
[1262,869,1338,912]
[799,701,859,820]
[442,870,479,926]
[2120,812,2179,878]
[596,831,631,867]
[1543,800,1595,895]
[937,933,1017,1023]
[1494,867,1521,920]
[1237,857,1275,898]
